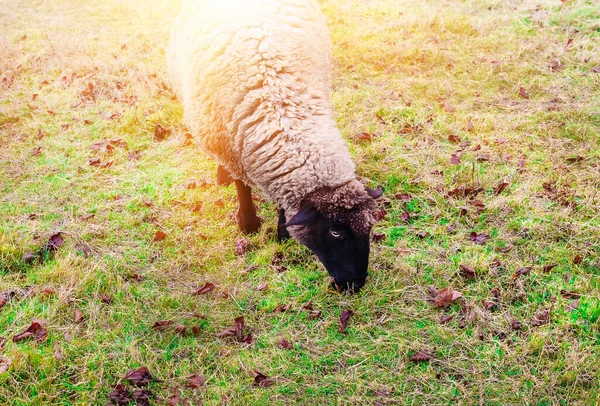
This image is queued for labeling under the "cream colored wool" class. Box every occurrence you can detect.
[168,0,358,214]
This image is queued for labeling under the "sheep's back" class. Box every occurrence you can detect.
[168,0,335,184]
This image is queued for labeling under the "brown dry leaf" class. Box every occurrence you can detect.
[175,325,187,336]
[432,287,463,308]
[469,232,489,245]
[13,320,48,343]
[519,86,530,99]
[442,101,456,113]
[100,294,112,304]
[573,255,583,265]
[54,342,64,360]
[273,304,291,313]
[217,316,246,340]
[440,314,454,324]
[542,264,558,273]
[252,371,274,387]
[109,384,132,405]
[531,309,551,327]
[511,319,523,330]
[339,310,354,334]
[560,290,581,299]
[356,132,373,143]
[459,264,476,279]
[278,338,293,350]
[372,232,385,242]
[153,230,167,242]
[567,299,580,312]
[132,389,153,406]
[234,238,250,255]
[482,300,497,310]
[512,267,532,281]
[187,374,206,389]
[88,157,112,168]
[476,153,490,162]
[166,388,180,406]
[31,146,42,156]
[0,358,11,374]
[123,366,156,387]
[409,350,432,363]
[192,282,215,295]
[154,124,172,141]
[255,282,269,292]
[74,309,84,324]
[450,153,461,165]
[416,230,428,239]
[494,182,509,195]
[448,134,461,143]
[152,320,174,331]
[0,294,6,309]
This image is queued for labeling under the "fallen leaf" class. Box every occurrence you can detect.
[494,182,509,195]
[74,309,84,324]
[154,124,172,141]
[448,134,461,143]
[278,338,293,350]
[240,332,253,344]
[12,320,48,343]
[356,132,373,143]
[0,337,6,349]
[450,153,461,165]
[273,304,291,313]
[216,316,246,340]
[394,193,412,202]
[88,158,112,168]
[459,264,476,279]
[54,342,64,360]
[252,371,274,387]
[573,255,582,265]
[519,86,529,99]
[511,319,523,330]
[152,320,174,331]
[0,358,11,374]
[187,374,205,389]
[469,232,489,245]
[109,384,132,405]
[124,366,156,387]
[567,299,579,312]
[31,146,42,156]
[175,324,187,336]
[307,310,322,320]
[192,282,215,295]
[100,294,112,304]
[512,267,532,281]
[409,350,432,363]
[166,388,180,406]
[440,314,454,324]
[432,287,463,308]
[416,231,428,239]
[531,309,551,327]
[339,310,354,334]
[447,224,456,234]
[476,153,490,162]
[153,231,167,242]
[132,389,153,406]
[542,264,558,273]
[234,238,250,255]
[560,290,580,299]
[372,232,385,242]
[482,300,497,310]
[255,282,269,292]
[442,101,456,113]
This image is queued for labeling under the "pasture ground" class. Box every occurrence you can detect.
[1,0,599,404]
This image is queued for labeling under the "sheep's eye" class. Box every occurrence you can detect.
[329,230,342,239]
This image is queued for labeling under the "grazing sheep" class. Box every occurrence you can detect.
[168,0,382,292]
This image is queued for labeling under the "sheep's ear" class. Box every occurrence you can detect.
[365,186,384,200]
[284,201,317,227]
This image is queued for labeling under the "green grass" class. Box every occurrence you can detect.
[1,0,599,404]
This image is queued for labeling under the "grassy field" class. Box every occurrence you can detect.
[1,0,600,404]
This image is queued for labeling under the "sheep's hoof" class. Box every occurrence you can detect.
[236,211,262,234]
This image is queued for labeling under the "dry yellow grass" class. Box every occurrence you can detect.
[1,0,599,404]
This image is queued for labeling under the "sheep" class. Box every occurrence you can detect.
[167,0,383,292]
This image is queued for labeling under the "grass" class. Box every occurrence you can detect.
[1,0,599,404]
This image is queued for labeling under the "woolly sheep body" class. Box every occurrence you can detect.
[167,0,358,213]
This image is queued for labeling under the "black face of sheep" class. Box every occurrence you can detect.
[285,187,382,293]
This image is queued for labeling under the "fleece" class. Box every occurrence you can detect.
[167,0,358,213]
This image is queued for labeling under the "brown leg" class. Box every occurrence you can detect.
[234,180,262,234]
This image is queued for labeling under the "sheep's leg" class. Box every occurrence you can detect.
[234,180,262,234]
[277,208,290,242]
[216,165,233,186]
